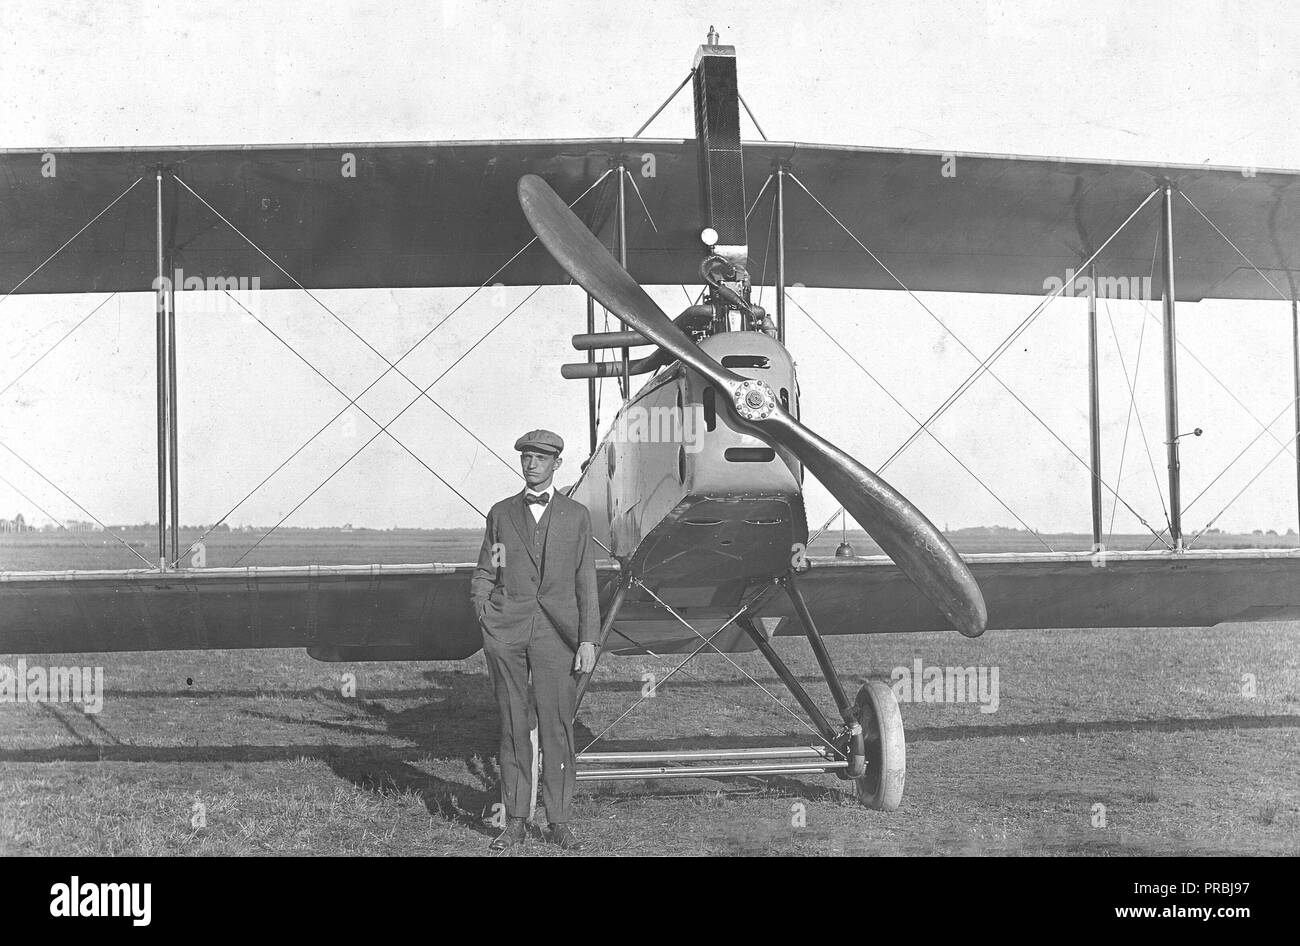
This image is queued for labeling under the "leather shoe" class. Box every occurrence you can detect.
[489,816,527,851]
[546,823,583,851]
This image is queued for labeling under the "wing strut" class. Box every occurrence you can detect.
[1160,182,1184,548]
[1294,298,1299,537]
[1088,263,1103,552]
[153,169,180,569]
[774,160,787,343]
[154,171,165,567]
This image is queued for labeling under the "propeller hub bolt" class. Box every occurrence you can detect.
[732,379,777,421]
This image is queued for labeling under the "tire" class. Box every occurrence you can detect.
[854,680,906,811]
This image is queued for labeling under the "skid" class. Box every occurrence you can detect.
[576,745,848,781]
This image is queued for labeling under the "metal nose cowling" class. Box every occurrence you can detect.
[516,173,986,638]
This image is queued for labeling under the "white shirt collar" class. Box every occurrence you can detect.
[524,488,550,522]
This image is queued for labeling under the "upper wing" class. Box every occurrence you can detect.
[3,139,1298,300]
[747,142,1300,302]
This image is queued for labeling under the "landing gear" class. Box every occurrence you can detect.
[745,571,904,809]
[853,680,906,811]
[574,570,634,711]
[572,568,906,812]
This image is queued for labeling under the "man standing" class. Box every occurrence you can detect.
[471,429,600,851]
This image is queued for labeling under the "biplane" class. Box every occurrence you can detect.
[4,31,1300,810]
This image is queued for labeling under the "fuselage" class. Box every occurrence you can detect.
[569,330,809,651]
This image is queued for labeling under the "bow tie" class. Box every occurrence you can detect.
[525,492,550,506]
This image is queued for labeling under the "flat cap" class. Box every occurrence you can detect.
[514,429,564,455]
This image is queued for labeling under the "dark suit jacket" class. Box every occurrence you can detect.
[470,489,601,649]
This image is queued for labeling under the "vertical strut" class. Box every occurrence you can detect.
[586,294,597,454]
[1160,183,1183,548]
[154,170,168,570]
[167,245,178,564]
[1087,263,1102,550]
[774,163,787,344]
[1293,299,1300,540]
[616,163,630,400]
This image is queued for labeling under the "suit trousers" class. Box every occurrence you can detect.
[481,609,578,823]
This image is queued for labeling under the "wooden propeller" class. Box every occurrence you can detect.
[518,174,986,638]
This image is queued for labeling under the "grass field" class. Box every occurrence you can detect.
[1,529,1298,856]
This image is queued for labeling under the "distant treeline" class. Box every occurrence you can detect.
[11,522,1297,540]
[82,524,484,534]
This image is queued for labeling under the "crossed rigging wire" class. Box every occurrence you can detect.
[174,169,614,565]
[1112,190,1300,550]
[0,440,153,567]
[0,177,141,305]
[0,177,159,567]
[9,85,1299,768]
[576,569,829,755]
[1152,395,1300,550]
[1165,191,1300,547]
[178,76,735,564]
[773,172,1170,549]
[1103,235,1171,544]
[228,284,546,566]
[1087,197,1300,552]
[790,175,1300,553]
[3,87,1296,580]
[581,579,837,755]
[784,289,1057,552]
[745,171,1051,549]
[0,167,613,567]
[0,469,105,561]
[0,292,119,402]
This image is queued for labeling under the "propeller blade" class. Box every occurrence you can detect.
[518,174,732,387]
[518,174,987,637]
[757,409,986,638]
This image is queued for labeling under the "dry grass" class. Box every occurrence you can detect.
[1,619,1297,856]
[2,529,1297,856]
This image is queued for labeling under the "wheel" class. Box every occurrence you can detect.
[853,680,905,811]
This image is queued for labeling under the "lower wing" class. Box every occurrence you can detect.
[3,549,1299,658]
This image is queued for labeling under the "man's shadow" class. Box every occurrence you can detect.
[321,668,606,837]
[320,670,620,835]
[235,668,502,837]
[254,667,829,834]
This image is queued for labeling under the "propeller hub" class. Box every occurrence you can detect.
[732,379,778,421]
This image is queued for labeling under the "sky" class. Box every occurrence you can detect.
[1,0,1299,544]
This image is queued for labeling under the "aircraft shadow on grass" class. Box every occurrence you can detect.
[5,667,1298,832]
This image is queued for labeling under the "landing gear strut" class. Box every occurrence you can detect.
[742,571,905,810]
[575,569,634,710]
[572,568,907,811]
